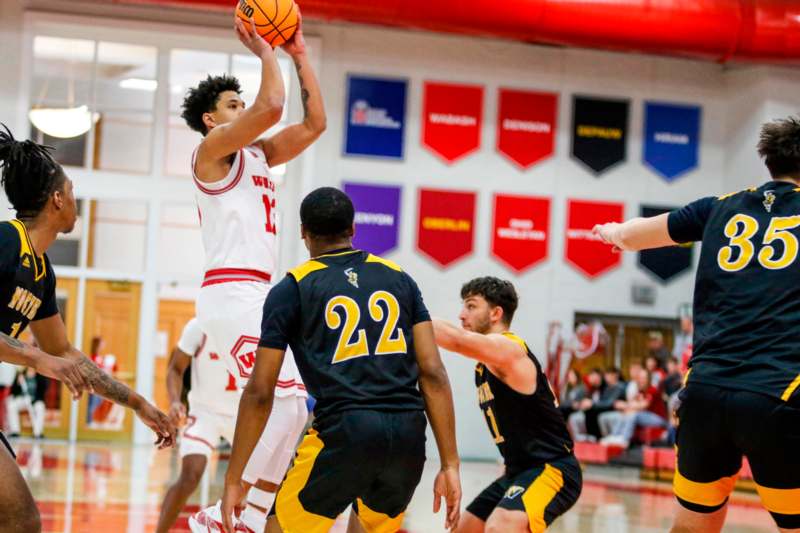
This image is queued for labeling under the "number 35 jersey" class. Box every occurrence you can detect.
[259,249,428,420]
[0,220,59,339]
[192,144,279,279]
[668,180,800,401]
[475,333,574,475]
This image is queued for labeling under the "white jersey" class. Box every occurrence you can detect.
[178,318,239,417]
[193,145,278,284]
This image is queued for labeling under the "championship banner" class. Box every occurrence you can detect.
[638,205,693,282]
[417,188,476,268]
[492,194,550,273]
[571,96,629,175]
[422,82,483,164]
[343,182,402,256]
[643,102,702,181]
[496,89,557,169]
[565,199,624,278]
[344,75,407,159]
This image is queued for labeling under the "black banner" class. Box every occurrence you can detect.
[571,96,629,175]
[638,205,693,283]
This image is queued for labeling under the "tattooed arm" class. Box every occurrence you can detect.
[29,314,176,448]
[258,9,326,168]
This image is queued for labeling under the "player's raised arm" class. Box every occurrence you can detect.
[433,318,527,370]
[258,9,327,167]
[413,320,461,531]
[592,214,675,252]
[29,315,176,449]
[195,17,286,166]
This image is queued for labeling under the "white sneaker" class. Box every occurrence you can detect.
[188,501,254,533]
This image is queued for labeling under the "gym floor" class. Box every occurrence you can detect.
[15,439,775,533]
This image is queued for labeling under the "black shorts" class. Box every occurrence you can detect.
[466,455,582,533]
[275,409,426,533]
[675,382,800,529]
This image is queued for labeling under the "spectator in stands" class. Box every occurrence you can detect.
[558,368,586,420]
[672,316,693,360]
[567,368,603,442]
[625,360,644,401]
[661,356,683,399]
[601,369,667,449]
[6,367,45,438]
[595,368,628,437]
[645,354,666,387]
[646,330,670,366]
[568,368,626,442]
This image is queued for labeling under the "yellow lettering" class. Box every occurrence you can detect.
[422,217,471,232]
[577,125,623,140]
[7,287,25,311]
[7,287,41,320]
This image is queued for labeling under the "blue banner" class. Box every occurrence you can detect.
[643,102,701,181]
[344,75,407,159]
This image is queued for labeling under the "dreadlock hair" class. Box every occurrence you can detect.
[460,276,519,325]
[0,124,65,218]
[300,187,355,242]
[181,74,242,135]
[757,116,800,179]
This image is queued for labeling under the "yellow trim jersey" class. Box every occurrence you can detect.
[475,332,574,475]
[0,220,59,339]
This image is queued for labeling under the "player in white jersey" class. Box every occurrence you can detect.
[156,318,240,533]
[181,12,326,532]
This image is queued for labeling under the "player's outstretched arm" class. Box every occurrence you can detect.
[0,331,91,399]
[432,318,525,368]
[29,315,176,449]
[413,321,461,531]
[165,347,192,427]
[197,17,286,166]
[259,10,326,167]
[221,346,283,533]
[592,213,675,252]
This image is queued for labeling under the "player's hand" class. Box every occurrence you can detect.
[280,7,306,56]
[168,401,187,427]
[433,465,461,531]
[221,478,247,533]
[33,354,91,400]
[592,223,623,252]
[235,16,272,57]
[135,401,177,450]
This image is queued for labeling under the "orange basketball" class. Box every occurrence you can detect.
[235,0,298,48]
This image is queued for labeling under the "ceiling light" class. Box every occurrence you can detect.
[119,78,158,91]
[28,105,99,139]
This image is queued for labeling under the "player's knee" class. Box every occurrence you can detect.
[485,508,529,533]
[178,457,207,488]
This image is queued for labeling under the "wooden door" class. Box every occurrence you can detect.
[154,299,196,411]
[77,280,141,442]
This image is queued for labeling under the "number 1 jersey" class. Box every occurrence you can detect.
[668,180,800,401]
[192,144,279,278]
[259,249,428,420]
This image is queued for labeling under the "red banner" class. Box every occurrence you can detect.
[422,82,483,164]
[497,89,558,169]
[492,194,550,273]
[565,200,624,278]
[417,188,476,268]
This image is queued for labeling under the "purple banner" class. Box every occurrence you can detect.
[343,182,402,256]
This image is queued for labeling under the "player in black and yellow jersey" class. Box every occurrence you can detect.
[594,117,800,532]
[433,277,581,533]
[221,187,461,533]
[0,125,175,532]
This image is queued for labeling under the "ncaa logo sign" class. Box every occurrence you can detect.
[230,335,260,379]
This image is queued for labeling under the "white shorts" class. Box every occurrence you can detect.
[196,281,305,398]
[180,404,235,458]
[181,397,308,485]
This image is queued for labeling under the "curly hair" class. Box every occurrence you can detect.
[460,276,519,325]
[757,116,800,178]
[0,124,65,218]
[181,74,242,134]
[300,187,355,241]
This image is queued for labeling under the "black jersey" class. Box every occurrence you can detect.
[0,220,58,339]
[668,180,800,401]
[475,332,574,475]
[259,249,429,420]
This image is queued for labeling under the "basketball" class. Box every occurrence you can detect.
[235,0,298,48]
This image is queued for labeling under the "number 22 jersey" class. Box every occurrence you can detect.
[668,180,800,401]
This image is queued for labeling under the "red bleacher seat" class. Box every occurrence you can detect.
[634,426,667,446]
[574,442,625,464]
